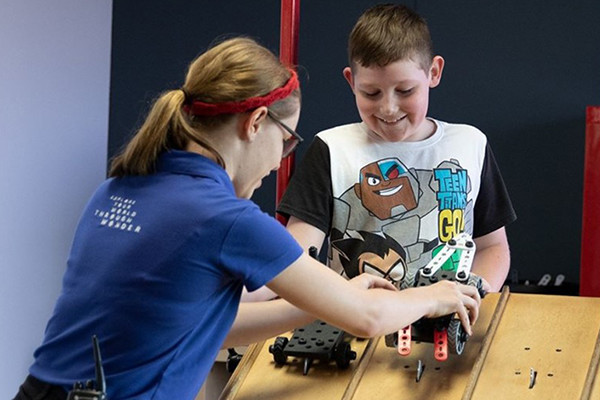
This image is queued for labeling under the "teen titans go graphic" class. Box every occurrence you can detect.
[334,231,407,286]
[329,157,473,285]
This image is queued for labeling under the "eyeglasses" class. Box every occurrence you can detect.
[267,111,304,158]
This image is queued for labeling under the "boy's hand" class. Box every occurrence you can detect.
[348,273,397,291]
[423,280,481,335]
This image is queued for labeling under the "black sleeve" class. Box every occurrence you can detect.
[277,137,333,234]
[473,143,517,238]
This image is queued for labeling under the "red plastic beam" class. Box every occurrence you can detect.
[276,0,300,224]
[580,106,600,297]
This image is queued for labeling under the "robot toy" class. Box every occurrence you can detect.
[268,247,357,375]
[385,232,485,361]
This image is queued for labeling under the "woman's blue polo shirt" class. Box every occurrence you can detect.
[29,150,303,399]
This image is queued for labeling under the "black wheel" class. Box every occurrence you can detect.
[225,348,243,373]
[268,336,288,365]
[384,332,397,348]
[334,341,356,369]
[467,274,486,298]
[447,319,468,355]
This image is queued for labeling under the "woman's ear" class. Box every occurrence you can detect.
[429,55,445,88]
[240,106,269,142]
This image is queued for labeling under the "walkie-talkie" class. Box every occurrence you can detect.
[67,335,107,400]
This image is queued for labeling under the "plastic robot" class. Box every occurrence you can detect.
[385,232,485,361]
[268,247,357,375]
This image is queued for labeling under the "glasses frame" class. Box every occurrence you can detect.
[267,110,304,158]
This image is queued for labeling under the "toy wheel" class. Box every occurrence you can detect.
[384,332,397,348]
[467,274,486,298]
[334,341,356,369]
[225,348,243,373]
[269,336,288,365]
[447,319,468,355]
[400,269,417,290]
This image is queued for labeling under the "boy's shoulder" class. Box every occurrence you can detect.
[315,122,367,144]
[435,119,487,143]
[312,119,488,148]
[316,121,364,136]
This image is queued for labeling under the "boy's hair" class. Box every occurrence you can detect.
[348,4,433,71]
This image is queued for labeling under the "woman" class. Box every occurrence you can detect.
[14,37,480,400]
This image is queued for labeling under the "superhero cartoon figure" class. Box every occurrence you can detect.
[332,231,407,287]
[353,158,417,220]
[329,158,472,281]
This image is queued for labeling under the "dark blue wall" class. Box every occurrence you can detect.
[109,1,600,285]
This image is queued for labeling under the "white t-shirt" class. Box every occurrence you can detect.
[279,119,516,282]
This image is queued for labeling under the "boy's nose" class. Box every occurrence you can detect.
[379,94,400,116]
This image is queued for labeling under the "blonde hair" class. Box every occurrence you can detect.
[348,4,433,72]
[109,37,300,177]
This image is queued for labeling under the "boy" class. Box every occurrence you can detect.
[277,4,516,292]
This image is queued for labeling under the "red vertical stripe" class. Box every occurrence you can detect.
[580,106,600,297]
[276,0,300,224]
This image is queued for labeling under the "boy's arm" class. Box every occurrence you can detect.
[285,216,327,252]
[240,285,278,302]
[471,227,511,292]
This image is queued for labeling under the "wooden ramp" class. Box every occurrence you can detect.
[220,288,600,400]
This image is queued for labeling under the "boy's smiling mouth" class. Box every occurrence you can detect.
[377,115,406,124]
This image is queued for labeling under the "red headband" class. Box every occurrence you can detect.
[183,69,299,116]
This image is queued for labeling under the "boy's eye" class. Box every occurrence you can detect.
[362,90,380,98]
[397,88,413,95]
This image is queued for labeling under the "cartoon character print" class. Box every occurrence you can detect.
[332,230,407,288]
[329,158,472,283]
[353,158,417,220]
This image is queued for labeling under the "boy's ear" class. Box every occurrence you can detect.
[240,106,268,142]
[343,67,355,92]
[429,56,445,88]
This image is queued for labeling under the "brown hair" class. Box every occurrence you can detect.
[348,4,433,71]
[109,37,300,177]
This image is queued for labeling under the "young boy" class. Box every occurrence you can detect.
[277,4,516,293]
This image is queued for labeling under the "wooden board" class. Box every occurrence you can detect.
[585,330,600,400]
[348,292,502,400]
[220,333,371,400]
[220,290,600,400]
[591,361,600,400]
[470,294,600,399]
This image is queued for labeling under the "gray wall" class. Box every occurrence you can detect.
[0,1,112,396]
[109,0,600,286]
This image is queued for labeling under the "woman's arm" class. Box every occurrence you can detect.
[266,253,481,338]
[239,216,326,303]
[225,272,397,347]
[223,298,313,348]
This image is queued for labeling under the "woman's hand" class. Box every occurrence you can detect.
[348,273,397,291]
[422,280,481,335]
